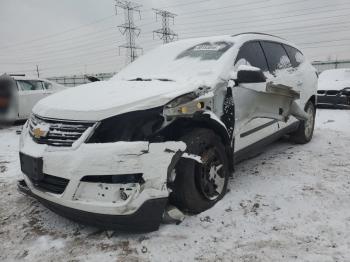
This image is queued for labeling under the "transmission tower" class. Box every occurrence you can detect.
[153,9,178,44]
[115,0,142,63]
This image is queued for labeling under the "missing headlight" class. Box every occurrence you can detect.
[87,107,164,143]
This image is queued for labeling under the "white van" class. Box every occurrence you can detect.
[18,33,318,231]
[0,74,65,122]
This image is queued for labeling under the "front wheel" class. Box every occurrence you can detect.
[290,100,316,144]
[169,128,229,214]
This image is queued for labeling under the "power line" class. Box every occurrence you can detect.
[177,19,350,40]
[144,0,211,11]
[4,2,349,58]
[173,0,308,18]
[174,2,350,28]
[153,9,178,44]
[176,13,350,34]
[0,26,117,54]
[0,0,343,54]
[115,0,143,63]
[0,15,114,50]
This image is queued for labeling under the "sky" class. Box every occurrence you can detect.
[0,0,349,78]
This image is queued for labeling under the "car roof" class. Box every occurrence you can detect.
[231,32,285,40]
[168,32,300,51]
[11,76,46,81]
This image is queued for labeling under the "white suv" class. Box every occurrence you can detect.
[18,33,317,232]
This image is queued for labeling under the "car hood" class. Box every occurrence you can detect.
[33,79,201,121]
[318,79,350,91]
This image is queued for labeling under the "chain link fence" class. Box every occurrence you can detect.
[47,73,115,87]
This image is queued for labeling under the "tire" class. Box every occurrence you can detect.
[169,128,229,214]
[290,100,316,144]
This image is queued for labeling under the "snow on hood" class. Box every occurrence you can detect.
[33,79,200,121]
[318,68,350,91]
[33,36,237,122]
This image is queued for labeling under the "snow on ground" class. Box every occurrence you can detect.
[0,109,349,262]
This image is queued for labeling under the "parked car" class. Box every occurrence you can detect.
[0,74,65,123]
[18,33,317,232]
[317,68,350,108]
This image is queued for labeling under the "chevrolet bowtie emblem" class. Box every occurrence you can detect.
[33,126,49,139]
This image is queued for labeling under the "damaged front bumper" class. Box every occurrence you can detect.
[19,124,186,232]
[18,180,168,232]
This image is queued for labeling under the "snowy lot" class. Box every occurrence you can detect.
[0,109,349,262]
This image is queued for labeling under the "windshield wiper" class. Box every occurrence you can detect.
[156,78,174,82]
[128,77,174,82]
[129,77,152,81]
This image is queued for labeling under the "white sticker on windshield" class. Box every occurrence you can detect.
[193,44,222,51]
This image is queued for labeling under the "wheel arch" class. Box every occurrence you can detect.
[159,114,234,171]
[308,95,316,107]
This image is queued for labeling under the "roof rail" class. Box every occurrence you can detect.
[9,74,26,77]
[232,32,285,40]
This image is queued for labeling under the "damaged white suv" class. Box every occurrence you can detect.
[18,33,317,231]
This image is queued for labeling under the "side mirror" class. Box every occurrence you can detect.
[236,65,266,84]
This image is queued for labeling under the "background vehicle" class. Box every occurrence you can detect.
[317,68,350,108]
[18,33,317,231]
[0,74,65,122]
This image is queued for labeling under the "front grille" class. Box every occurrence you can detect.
[29,174,69,194]
[29,114,94,147]
[326,90,340,96]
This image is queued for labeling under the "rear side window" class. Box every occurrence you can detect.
[235,41,268,72]
[17,80,44,91]
[283,45,304,67]
[260,41,292,73]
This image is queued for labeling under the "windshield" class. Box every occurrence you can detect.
[113,39,234,82]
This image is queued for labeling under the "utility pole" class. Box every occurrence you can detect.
[36,65,40,78]
[115,0,142,63]
[153,9,178,44]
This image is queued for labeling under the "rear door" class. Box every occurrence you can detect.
[283,44,315,106]
[233,41,279,151]
[279,44,308,128]
[17,80,46,119]
[260,41,303,129]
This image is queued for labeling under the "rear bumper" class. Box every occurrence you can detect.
[18,179,167,232]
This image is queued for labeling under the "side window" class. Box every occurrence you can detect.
[17,80,44,91]
[260,41,292,73]
[235,41,268,72]
[43,81,53,90]
[283,45,305,68]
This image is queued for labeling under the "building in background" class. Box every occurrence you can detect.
[312,60,350,73]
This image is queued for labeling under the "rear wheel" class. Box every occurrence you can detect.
[290,101,316,144]
[169,128,229,214]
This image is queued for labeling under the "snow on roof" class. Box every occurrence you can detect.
[113,35,237,84]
